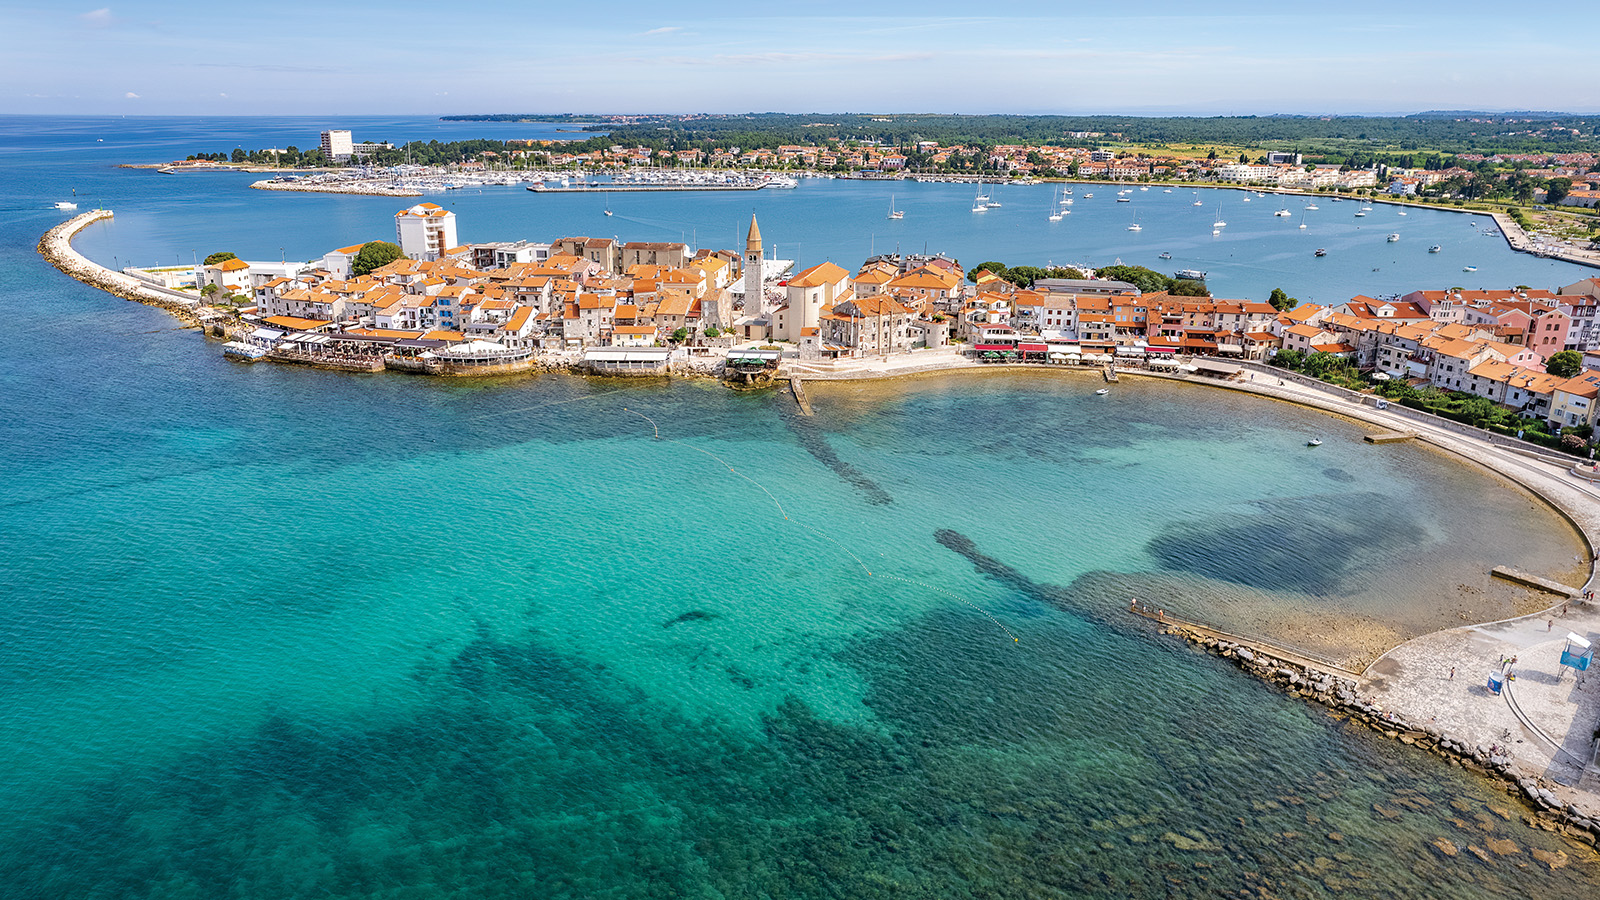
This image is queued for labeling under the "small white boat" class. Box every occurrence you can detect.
[1307,439,1323,447]
[1163,188,1172,193]
[972,204,987,213]
[1243,197,1251,202]
[1315,248,1327,257]
[1398,211,1407,216]
[1463,265,1478,272]
[1428,245,1442,253]
[1387,233,1400,242]
[1193,200,1204,206]
[888,195,903,219]
[54,201,77,210]
[1095,388,1110,395]
[1305,204,1319,210]
[1117,197,1131,203]
[1158,251,1173,260]
[1083,193,1094,198]
[1354,210,1367,217]
[1274,208,1292,217]
[1212,228,1221,235]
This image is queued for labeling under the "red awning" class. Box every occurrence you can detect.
[1018,343,1048,352]
[973,343,1015,351]
[1145,346,1178,354]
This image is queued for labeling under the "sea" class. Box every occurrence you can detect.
[2,114,1599,899]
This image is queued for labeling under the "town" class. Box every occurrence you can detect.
[106,196,1600,444]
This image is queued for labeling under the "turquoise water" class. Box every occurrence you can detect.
[3,117,1600,897]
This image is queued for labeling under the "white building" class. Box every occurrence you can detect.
[395,203,458,262]
[320,130,353,161]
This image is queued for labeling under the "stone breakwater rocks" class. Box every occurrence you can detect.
[37,210,219,330]
[251,180,422,197]
[1161,624,1600,847]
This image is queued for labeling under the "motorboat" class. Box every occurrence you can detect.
[1307,439,1323,447]
[1387,233,1400,242]
[54,201,78,210]
[1304,204,1319,210]
[1095,388,1110,395]
[1158,251,1173,260]
[1428,245,1442,253]
[1193,200,1204,206]
[1175,268,1207,281]
[1463,265,1478,272]
[1314,248,1327,257]
[1354,210,1367,217]
[1117,196,1131,202]
[1274,208,1292,217]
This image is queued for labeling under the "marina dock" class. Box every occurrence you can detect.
[528,183,769,193]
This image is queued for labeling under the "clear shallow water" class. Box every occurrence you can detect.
[2,116,1598,898]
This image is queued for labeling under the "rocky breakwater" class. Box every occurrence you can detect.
[251,178,422,198]
[37,210,225,331]
[1162,622,1600,848]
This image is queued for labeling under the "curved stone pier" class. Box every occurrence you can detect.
[37,209,211,328]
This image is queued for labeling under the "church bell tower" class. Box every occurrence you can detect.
[744,214,764,315]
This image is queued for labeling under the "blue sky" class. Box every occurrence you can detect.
[4,1,1594,116]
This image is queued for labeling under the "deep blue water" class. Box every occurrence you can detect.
[1,115,1598,899]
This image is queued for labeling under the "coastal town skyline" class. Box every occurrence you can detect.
[6,1,1596,116]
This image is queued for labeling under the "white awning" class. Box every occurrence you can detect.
[1568,633,1592,649]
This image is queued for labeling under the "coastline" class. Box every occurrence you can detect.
[41,213,1600,843]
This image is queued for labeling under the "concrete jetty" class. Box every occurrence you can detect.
[789,377,814,416]
[1363,431,1415,443]
[1493,566,1582,598]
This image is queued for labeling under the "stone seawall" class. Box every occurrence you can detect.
[1160,621,1600,848]
[37,209,216,329]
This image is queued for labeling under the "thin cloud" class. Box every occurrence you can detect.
[124,91,139,99]
[640,26,681,36]
[78,7,115,27]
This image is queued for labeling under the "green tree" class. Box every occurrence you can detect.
[200,283,220,297]
[1272,349,1305,370]
[1547,349,1583,378]
[703,326,721,337]
[203,251,238,266]
[1093,264,1169,295]
[968,261,1007,283]
[230,148,246,163]
[1546,177,1572,205]
[670,327,689,343]
[1170,278,1210,297]
[1268,287,1300,312]
[350,241,405,276]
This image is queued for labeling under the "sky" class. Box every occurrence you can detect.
[3,1,1594,117]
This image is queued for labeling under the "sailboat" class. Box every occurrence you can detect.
[1298,212,1307,229]
[1192,191,1203,207]
[971,182,987,212]
[1127,210,1142,232]
[1212,206,1227,228]
[888,195,903,220]
[603,198,613,217]
[1048,187,1063,221]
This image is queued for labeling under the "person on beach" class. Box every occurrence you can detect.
[1449,666,1455,680]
